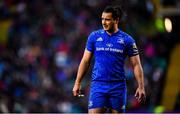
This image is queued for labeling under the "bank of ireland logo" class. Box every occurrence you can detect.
[88,101,93,107]
[117,38,124,44]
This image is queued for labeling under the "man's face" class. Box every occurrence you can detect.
[101,12,117,32]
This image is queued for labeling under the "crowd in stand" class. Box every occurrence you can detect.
[0,0,175,113]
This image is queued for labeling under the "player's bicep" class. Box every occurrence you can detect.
[129,55,141,67]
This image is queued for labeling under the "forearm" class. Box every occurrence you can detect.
[75,59,90,84]
[130,53,146,102]
[134,64,144,89]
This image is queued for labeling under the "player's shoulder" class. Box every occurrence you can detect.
[90,29,105,36]
[118,30,135,42]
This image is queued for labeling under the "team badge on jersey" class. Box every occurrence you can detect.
[132,43,139,54]
[132,43,137,49]
[117,38,124,44]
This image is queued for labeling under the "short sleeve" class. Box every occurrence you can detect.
[86,32,95,53]
[126,37,139,57]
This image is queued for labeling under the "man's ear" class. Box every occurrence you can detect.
[115,18,119,24]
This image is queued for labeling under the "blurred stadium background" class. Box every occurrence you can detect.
[0,0,179,113]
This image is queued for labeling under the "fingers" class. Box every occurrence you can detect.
[72,87,80,96]
[73,90,79,96]
[135,92,146,103]
[140,93,146,102]
[134,90,139,99]
[72,84,81,97]
[135,90,146,103]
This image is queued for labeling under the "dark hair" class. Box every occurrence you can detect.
[103,5,124,20]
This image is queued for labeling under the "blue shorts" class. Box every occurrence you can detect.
[88,81,127,112]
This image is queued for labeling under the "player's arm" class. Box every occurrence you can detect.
[129,55,146,102]
[72,50,93,96]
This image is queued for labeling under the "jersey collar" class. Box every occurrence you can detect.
[104,29,120,36]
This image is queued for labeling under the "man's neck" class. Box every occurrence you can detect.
[106,28,119,35]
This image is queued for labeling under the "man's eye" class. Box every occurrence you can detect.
[101,18,111,21]
[106,19,111,21]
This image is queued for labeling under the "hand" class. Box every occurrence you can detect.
[72,83,81,97]
[134,87,146,103]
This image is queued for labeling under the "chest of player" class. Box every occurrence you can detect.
[95,36,125,54]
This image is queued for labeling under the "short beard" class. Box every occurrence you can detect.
[106,27,115,34]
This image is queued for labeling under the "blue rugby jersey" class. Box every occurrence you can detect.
[86,29,139,81]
